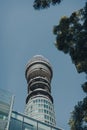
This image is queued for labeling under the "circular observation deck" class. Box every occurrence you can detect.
[26,89,53,104]
[25,55,53,82]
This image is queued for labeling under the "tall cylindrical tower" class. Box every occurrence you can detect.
[24,55,56,126]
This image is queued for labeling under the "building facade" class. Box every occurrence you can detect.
[0,88,62,130]
[24,55,56,126]
[9,111,61,130]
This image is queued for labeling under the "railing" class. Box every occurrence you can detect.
[9,111,62,130]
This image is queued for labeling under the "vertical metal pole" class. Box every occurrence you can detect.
[5,95,14,130]
[37,121,38,130]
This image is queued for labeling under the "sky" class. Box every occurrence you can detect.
[0,0,86,130]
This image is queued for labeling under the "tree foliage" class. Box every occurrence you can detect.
[82,82,87,93]
[53,1,87,129]
[69,97,87,130]
[53,2,87,74]
[33,0,62,9]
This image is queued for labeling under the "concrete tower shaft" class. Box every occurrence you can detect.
[25,55,56,126]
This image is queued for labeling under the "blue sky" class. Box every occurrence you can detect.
[0,0,86,129]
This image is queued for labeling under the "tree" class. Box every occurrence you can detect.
[53,2,87,130]
[53,4,87,74]
[33,0,62,9]
[68,97,87,130]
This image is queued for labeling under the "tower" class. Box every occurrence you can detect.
[24,55,56,126]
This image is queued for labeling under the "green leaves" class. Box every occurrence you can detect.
[53,3,87,74]
[69,97,87,130]
[33,0,62,9]
[82,82,87,93]
[53,3,87,129]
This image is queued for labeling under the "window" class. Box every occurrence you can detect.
[50,117,52,121]
[33,100,35,103]
[38,109,41,113]
[41,103,43,107]
[38,104,40,107]
[44,110,46,113]
[46,100,48,104]
[44,104,48,109]
[47,110,48,114]
[12,113,23,121]
[41,99,43,102]
[9,118,22,130]
[44,115,49,120]
[44,109,48,114]
[23,123,36,130]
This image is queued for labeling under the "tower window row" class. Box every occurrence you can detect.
[27,112,55,125]
[26,107,55,119]
[38,109,55,117]
[44,115,55,122]
[33,98,52,106]
[28,103,53,111]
